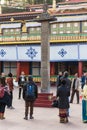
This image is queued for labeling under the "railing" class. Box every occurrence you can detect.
[0,33,87,43]
[50,33,87,41]
[0,34,41,42]
[32,75,74,83]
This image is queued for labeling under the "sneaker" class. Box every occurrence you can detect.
[10,106,15,109]
[30,116,34,119]
[24,117,28,120]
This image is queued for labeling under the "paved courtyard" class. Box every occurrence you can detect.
[0,86,86,130]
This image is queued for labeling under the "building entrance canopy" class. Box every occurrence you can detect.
[0,43,87,61]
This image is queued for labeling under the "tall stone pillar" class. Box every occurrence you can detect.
[41,21,50,92]
[34,1,56,93]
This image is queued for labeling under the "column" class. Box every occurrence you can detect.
[50,62,55,75]
[78,61,83,77]
[16,62,21,80]
[41,21,50,93]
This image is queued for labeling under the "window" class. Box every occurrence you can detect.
[67,23,70,27]
[74,23,78,27]
[37,27,40,31]
[59,24,63,28]
[59,31,63,34]
[74,30,79,33]
[52,31,57,34]
[5,29,8,32]
[31,28,34,31]
[67,31,71,33]
[83,30,87,33]
[3,62,17,76]
[10,29,14,32]
[84,22,87,26]
[52,24,57,28]
[32,62,41,76]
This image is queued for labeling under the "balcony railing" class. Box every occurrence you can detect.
[0,33,87,43]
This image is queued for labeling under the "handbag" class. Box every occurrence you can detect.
[52,99,59,108]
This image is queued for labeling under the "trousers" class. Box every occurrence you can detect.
[25,101,34,117]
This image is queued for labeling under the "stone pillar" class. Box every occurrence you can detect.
[0,5,2,14]
[41,21,50,92]
[78,61,83,77]
[34,1,56,93]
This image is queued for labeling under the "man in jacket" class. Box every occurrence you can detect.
[70,73,80,104]
[18,71,27,99]
[23,75,38,120]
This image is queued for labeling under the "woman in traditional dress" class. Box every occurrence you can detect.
[56,79,70,123]
[82,79,87,123]
[0,77,11,120]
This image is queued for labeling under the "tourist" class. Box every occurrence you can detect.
[22,75,38,120]
[70,73,80,104]
[56,71,63,88]
[82,79,87,122]
[56,79,70,123]
[0,77,11,120]
[6,72,14,109]
[18,71,27,99]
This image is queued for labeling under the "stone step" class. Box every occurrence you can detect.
[34,93,54,107]
[34,102,52,108]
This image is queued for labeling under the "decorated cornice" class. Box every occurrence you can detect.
[0,11,42,22]
[0,1,87,23]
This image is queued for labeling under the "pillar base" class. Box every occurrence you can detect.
[41,87,50,93]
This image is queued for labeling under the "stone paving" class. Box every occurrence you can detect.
[0,87,87,130]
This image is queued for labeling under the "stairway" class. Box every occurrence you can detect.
[34,93,55,108]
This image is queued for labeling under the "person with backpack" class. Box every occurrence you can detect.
[0,77,11,120]
[22,75,38,120]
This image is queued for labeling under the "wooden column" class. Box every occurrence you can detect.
[78,61,83,77]
[16,62,21,80]
[50,62,55,75]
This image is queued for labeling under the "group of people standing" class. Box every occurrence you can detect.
[56,71,82,123]
[0,72,14,120]
[0,71,38,120]
[1,70,87,123]
[56,70,87,123]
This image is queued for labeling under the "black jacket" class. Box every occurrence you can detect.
[18,76,27,86]
[22,81,38,101]
[0,91,11,107]
[57,85,70,109]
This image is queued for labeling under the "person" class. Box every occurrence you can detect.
[82,79,87,122]
[62,71,71,116]
[6,72,14,109]
[18,71,27,99]
[0,72,6,86]
[62,71,71,92]
[81,72,87,90]
[0,77,11,120]
[70,73,80,104]
[22,75,38,120]
[56,71,63,88]
[56,79,70,123]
